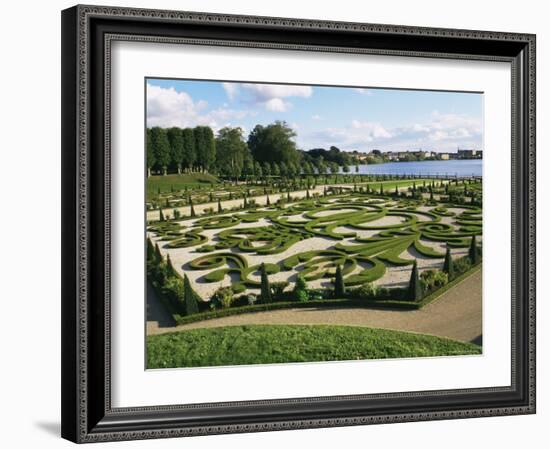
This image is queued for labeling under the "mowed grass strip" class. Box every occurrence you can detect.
[147,173,219,198]
[147,324,481,368]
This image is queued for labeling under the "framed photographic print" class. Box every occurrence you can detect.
[61,4,536,443]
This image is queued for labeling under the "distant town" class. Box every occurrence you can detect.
[350,148,483,163]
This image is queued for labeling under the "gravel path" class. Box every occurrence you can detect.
[147,269,482,343]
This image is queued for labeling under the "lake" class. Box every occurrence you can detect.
[343,159,483,177]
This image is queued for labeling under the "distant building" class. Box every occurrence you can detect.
[457,148,483,159]
[439,153,450,160]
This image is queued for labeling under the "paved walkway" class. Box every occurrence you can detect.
[147,269,482,344]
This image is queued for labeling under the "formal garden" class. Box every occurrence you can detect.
[146,176,482,324]
[144,119,483,368]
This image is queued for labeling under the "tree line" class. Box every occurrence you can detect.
[147,121,357,179]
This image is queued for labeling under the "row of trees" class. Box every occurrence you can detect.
[147,121,349,179]
[147,126,216,176]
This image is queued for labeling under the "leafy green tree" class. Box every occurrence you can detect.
[262,161,271,177]
[146,128,155,177]
[334,264,346,297]
[150,127,171,175]
[167,127,184,174]
[247,121,300,165]
[259,263,272,303]
[255,162,263,178]
[408,260,422,301]
[279,161,288,178]
[183,275,200,315]
[271,162,280,177]
[194,126,216,172]
[215,127,248,179]
[181,128,196,171]
[443,246,455,280]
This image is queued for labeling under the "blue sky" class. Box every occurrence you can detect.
[146,78,483,153]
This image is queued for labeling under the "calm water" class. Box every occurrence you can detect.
[344,159,483,177]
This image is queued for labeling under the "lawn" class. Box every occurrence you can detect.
[147,173,219,198]
[147,324,481,368]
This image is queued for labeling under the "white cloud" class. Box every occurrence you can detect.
[355,88,373,96]
[264,98,290,112]
[146,83,253,130]
[242,84,312,100]
[236,83,313,112]
[222,83,239,101]
[312,114,322,120]
[303,112,482,152]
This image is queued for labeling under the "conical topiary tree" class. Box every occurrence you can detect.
[183,275,199,315]
[166,254,176,277]
[154,242,162,264]
[259,263,272,303]
[442,246,454,280]
[266,194,270,206]
[334,264,346,298]
[469,235,479,264]
[146,237,155,262]
[408,260,422,301]
[379,184,383,195]
[159,207,165,222]
[218,199,222,213]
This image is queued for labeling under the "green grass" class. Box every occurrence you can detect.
[147,173,219,198]
[147,324,481,368]
[360,179,448,192]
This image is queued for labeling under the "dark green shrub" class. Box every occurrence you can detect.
[211,286,234,309]
[469,235,480,264]
[356,282,377,300]
[293,275,309,302]
[270,281,289,298]
[420,269,448,294]
[183,275,200,315]
[408,260,422,301]
[259,263,272,303]
[442,246,454,279]
[333,264,346,297]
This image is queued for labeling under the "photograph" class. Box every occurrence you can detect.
[144,79,484,369]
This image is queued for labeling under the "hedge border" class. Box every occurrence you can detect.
[170,262,481,326]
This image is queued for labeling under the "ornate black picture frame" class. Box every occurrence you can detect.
[61,4,536,443]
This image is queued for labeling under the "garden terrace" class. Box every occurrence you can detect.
[147,182,483,322]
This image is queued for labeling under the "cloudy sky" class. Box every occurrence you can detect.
[146,78,483,153]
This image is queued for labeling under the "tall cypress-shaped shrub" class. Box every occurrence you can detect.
[469,235,479,264]
[146,237,155,262]
[259,263,272,303]
[408,260,422,301]
[218,199,222,213]
[159,207,165,222]
[166,254,176,277]
[190,200,196,217]
[442,246,454,280]
[183,275,199,315]
[334,264,346,298]
[154,243,162,264]
[266,194,270,206]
